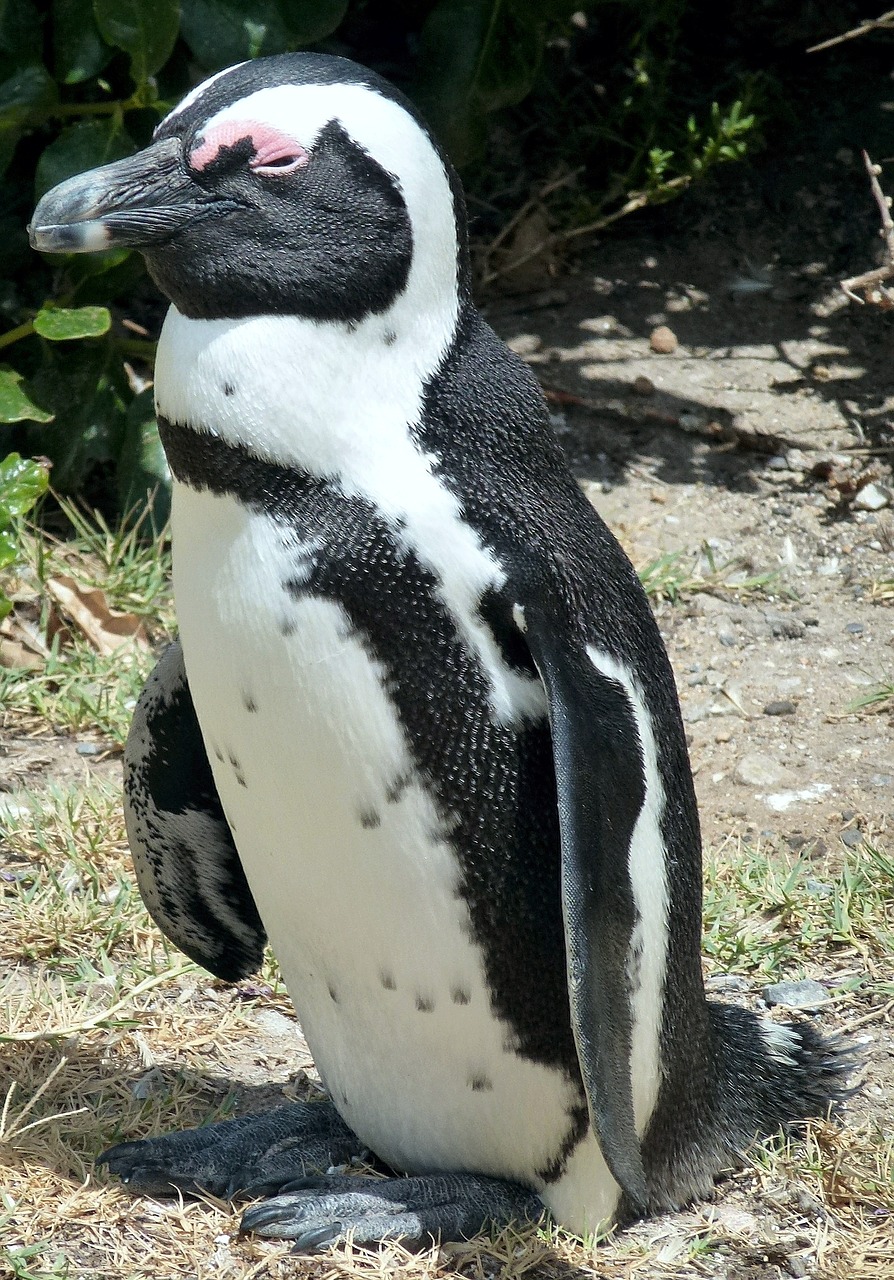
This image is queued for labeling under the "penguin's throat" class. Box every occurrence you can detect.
[154,302,459,475]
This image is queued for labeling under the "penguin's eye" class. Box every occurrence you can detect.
[190,121,308,178]
[250,150,308,178]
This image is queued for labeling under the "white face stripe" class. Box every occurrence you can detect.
[159,62,248,129]
[585,646,669,1136]
[194,81,459,338]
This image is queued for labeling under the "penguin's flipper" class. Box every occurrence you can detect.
[522,606,649,1210]
[123,640,266,981]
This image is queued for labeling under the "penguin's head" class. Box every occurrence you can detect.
[29,54,468,324]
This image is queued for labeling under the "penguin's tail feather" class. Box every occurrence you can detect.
[708,1001,860,1141]
[629,1001,859,1219]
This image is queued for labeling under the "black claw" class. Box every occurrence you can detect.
[277,1176,329,1193]
[240,1202,295,1233]
[292,1223,344,1252]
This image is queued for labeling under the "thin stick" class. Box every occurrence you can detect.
[808,11,894,54]
[841,151,894,304]
[481,174,692,288]
[837,999,894,1035]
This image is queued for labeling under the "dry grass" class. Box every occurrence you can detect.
[1,517,892,1279]
[2,779,892,1280]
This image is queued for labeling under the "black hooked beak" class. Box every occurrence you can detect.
[29,136,225,254]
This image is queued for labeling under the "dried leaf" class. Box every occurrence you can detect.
[0,616,46,669]
[46,575,149,655]
[0,635,41,669]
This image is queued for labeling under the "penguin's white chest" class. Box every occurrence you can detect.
[171,482,584,1187]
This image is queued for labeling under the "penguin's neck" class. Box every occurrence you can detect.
[155,290,458,474]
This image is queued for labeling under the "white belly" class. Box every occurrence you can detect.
[172,483,614,1203]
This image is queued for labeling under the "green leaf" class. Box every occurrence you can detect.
[180,0,288,68]
[33,306,112,341]
[117,388,171,528]
[35,118,135,201]
[0,63,59,176]
[414,0,542,164]
[277,0,348,46]
[0,528,16,576]
[25,344,122,492]
[93,0,180,84]
[0,451,49,527]
[0,368,53,423]
[0,0,43,63]
[0,63,58,127]
[53,0,113,85]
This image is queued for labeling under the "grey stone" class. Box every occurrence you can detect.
[764,700,797,716]
[765,611,806,639]
[734,752,786,788]
[762,978,829,1009]
[705,974,751,993]
[506,332,542,357]
[844,621,864,635]
[840,827,864,849]
[853,481,891,511]
[76,742,100,756]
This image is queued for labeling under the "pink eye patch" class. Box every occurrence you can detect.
[189,120,309,176]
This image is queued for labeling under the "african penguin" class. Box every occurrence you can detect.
[30,53,850,1250]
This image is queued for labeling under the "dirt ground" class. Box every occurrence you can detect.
[487,185,894,852]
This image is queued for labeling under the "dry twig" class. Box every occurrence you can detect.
[840,151,894,306]
[808,10,894,54]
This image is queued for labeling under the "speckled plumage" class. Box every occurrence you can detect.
[30,51,853,1251]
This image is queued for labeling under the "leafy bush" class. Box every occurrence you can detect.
[0,452,49,618]
[0,1,761,517]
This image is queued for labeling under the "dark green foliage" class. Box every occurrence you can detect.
[0,0,767,518]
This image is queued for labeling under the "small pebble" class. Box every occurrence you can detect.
[507,332,542,357]
[870,773,893,788]
[844,622,864,635]
[649,324,678,354]
[767,455,788,471]
[764,700,796,716]
[717,627,737,647]
[840,827,864,849]
[762,978,829,1009]
[787,1255,809,1278]
[805,878,833,898]
[632,374,655,395]
[734,751,785,788]
[853,481,891,511]
[76,742,100,756]
[705,974,750,993]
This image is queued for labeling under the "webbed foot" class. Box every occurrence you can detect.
[99,1101,361,1199]
[240,1171,544,1250]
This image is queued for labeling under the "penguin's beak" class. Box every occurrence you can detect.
[29,137,216,253]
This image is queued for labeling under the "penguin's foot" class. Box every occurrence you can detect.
[98,1101,362,1199]
[240,1172,544,1250]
